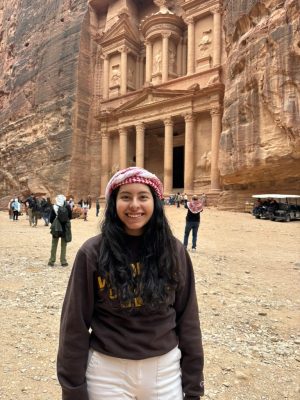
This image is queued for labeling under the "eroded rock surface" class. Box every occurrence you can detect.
[0,0,93,204]
[220,0,300,202]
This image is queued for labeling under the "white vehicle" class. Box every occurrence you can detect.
[252,194,300,222]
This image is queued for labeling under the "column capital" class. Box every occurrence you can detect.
[184,113,195,122]
[210,107,222,116]
[119,126,128,135]
[184,16,195,25]
[136,122,145,131]
[101,53,109,60]
[212,6,223,15]
[119,45,129,53]
[162,31,171,39]
[164,117,173,127]
[145,39,152,46]
[101,130,109,139]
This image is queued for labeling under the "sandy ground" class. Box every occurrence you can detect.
[0,206,299,400]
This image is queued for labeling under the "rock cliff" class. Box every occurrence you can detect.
[0,0,96,206]
[219,0,300,207]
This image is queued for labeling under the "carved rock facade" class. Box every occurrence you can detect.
[0,0,299,209]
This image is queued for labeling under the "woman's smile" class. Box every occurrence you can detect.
[116,183,154,236]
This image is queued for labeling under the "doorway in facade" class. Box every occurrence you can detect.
[173,146,184,189]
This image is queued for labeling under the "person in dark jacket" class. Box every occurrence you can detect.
[48,194,72,267]
[183,195,203,252]
[57,167,204,400]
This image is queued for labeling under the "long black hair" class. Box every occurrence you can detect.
[98,186,180,311]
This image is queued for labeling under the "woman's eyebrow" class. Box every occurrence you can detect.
[119,191,150,195]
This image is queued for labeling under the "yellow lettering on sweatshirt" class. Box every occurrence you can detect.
[98,276,106,290]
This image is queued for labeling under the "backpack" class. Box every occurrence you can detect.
[50,217,63,238]
[57,204,69,223]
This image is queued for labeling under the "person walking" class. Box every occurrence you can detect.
[41,197,52,226]
[8,198,14,220]
[25,194,35,226]
[183,195,203,252]
[48,195,72,267]
[11,198,21,220]
[95,198,100,217]
[57,167,204,400]
[82,201,89,221]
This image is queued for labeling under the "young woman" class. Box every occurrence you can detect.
[57,167,204,400]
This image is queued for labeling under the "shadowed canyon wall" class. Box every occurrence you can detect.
[0,0,97,204]
[219,0,300,208]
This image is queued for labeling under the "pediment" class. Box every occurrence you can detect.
[100,13,140,47]
[117,88,193,113]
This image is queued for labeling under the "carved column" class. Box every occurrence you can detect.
[135,56,140,89]
[213,9,222,67]
[184,113,195,191]
[136,122,145,168]
[145,41,153,83]
[182,34,187,75]
[210,107,222,191]
[101,130,110,196]
[139,56,145,86]
[176,38,183,76]
[164,117,174,194]
[187,18,195,75]
[119,127,128,170]
[162,32,170,83]
[103,54,109,99]
[120,46,128,95]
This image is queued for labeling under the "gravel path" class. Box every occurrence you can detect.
[0,207,299,399]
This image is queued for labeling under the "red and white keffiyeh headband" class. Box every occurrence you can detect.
[187,200,203,214]
[105,167,164,200]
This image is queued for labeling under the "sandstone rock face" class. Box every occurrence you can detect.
[220,0,300,206]
[0,0,94,206]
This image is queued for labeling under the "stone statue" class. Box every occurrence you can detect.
[168,48,176,72]
[153,51,162,73]
[198,32,211,56]
[153,0,172,14]
[111,66,120,85]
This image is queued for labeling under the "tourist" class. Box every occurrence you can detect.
[175,192,181,208]
[25,193,35,226]
[31,196,41,227]
[8,198,14,220]
[82,200,89,221]
[41,197,52,226]
[11,197,21,220]
[48,195,72,267]
[183,195,203,252]
[57,167,204,400]
[95,198,100,217]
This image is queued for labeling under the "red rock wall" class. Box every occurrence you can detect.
[0,0,92,205]
[220,0,300,205]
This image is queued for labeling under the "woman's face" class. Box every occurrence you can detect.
[116,183,154,236]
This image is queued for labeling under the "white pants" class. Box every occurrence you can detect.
[86,346,183,400]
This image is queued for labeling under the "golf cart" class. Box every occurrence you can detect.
[252,194,300,222]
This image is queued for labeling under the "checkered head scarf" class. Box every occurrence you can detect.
[105,167,164,200]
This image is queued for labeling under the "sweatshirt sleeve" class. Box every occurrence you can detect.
[57,246,96,400]
[175,243,205,399]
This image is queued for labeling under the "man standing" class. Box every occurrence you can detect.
[48,195,72,267]
[183,195,203,252]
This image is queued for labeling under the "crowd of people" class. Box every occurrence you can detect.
[7,194,101,224]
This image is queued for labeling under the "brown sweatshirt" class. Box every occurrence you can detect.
[57,234,204,400]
